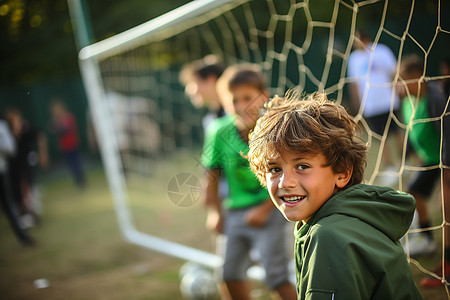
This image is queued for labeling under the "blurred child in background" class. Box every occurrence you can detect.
[397,54,446,259]
[180,55,226,129]
[0,113,35,246]
[348,29,403,181]
[180,55,228,199]
[407,56,450,287]
[201,64,296,299]
[6,108,48,227]
[180,56,231,298]
[50,99,85,188]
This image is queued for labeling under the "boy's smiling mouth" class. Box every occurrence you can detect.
[280,195,306,204]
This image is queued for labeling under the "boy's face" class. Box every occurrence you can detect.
[398,70,423,99]
[353,32,368,51]
[230,84,268,130]
[185,75,217,108]
[265,149,350,222]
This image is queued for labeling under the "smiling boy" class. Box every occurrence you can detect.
[247,92,422,299]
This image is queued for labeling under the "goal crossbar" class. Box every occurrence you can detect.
[79,0,242,62]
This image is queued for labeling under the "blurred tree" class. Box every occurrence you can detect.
[0,0,74,86]
[0,0,190,88]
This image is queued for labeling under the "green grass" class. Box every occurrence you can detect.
[0,164,188,300]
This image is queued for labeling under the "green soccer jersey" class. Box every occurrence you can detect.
[201,115,269,209]
[402,94,441,165]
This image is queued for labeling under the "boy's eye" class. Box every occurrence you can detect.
[268,167,281,174]
[297,164,309,171]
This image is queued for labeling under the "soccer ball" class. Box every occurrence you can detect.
[179,263,219,300]
[179,261,207,279]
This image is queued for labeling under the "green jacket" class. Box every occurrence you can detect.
[294,184,422,300]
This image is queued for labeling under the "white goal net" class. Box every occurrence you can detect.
[77,0,450,296]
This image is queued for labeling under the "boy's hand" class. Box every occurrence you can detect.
[245,200,274,227]
[206,209,224,234]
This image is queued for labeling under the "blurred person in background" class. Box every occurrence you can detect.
[0,112,35,246]
[180,56,231,299]
[180,55,228,196]
[441,58,450,97]
[348,29,403,183]
[180,55,227,130]
[397,54,446,261]
[419,57,450,287]
[6,108,48,228]
[50,99,86,188]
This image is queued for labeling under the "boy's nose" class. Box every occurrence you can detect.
[278,171,296,189]
[235,101,246,114]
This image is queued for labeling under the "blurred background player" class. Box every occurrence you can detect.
[6,107,48,227]
[397,54,446,258]
[201,64,296,300]
[180,56,230,298]
[440,58,450,96]
[419,57,450,287]
[0,113,35,246]
[50,99,86,188]
[180,55,229,207]
[348,29,403,183]
[180,55,227,129]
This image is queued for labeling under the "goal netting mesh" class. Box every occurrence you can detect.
[78,0,450,295]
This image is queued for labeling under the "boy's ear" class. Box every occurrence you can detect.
[336,167,353,189]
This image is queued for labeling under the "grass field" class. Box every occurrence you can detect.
[0,163,187,300]
[0,152,448,299]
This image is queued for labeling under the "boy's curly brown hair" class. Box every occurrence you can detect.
[248,90,367,188]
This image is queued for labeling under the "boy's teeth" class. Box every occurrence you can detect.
[283,196,304,202]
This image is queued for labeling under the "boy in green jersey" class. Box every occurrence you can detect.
[397,54,443,258]
[247,92,422,299]
[398,54,450,286]
[201,64,296,300]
